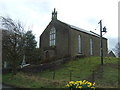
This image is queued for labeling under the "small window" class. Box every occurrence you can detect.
[49,27,56,46]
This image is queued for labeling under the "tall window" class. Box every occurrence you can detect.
[49,27,56,46]
[78,35,81,53]
[90,39,93,55]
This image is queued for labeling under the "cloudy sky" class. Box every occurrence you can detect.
[0,0,119,50]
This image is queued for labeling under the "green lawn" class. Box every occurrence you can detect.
[2,57,119,88]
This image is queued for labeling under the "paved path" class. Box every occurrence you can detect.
[2,84,12,88]
[1,83,15,89]
[1,83,23,90]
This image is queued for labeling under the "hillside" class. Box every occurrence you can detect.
[3,57,118,88]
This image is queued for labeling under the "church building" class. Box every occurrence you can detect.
[39,9,108,61]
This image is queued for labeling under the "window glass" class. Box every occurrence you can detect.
[90,39,93,55]
[49,27,56,46]
[78,35,81,53]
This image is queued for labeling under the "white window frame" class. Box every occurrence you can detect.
[90,39,93,55]
[78,35,81,53]
[49,27,56,46]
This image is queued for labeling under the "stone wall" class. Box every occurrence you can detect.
[21,58,70,73]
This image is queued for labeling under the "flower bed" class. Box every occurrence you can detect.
[66,80,95,89]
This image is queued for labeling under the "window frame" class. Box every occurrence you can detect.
[49,27,56,46]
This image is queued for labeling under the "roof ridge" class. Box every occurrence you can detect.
[56,20,106,39]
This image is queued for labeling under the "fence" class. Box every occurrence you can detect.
[36,70,96,82]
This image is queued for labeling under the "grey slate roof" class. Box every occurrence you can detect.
[58,20,107,39]
[69,24,100,37]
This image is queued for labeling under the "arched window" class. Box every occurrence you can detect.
[49,27,56,46]
[78,35,81,53]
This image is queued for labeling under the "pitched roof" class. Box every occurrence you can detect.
[57,20,107,39]
[108,51,116,57]
[69,24,100,37]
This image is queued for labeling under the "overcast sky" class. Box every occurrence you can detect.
[0,0,119,51]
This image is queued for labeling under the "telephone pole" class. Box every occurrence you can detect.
[98,20,106,65]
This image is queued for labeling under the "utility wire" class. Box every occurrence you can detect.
[95,24,99,30]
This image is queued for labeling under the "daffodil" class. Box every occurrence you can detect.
[78,86,82,88]
[66,84,70,87]
[66,80,96,89]
[91,86,95,88]
[93,82,96,86]
[79,81,83,85]
[85,81,88,84]
[69,81,74,84]
[83,80,86,83]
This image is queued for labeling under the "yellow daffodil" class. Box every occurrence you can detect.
[69,81,74,84]
[85,81,88,84]
[79,81,83,85]
[66,80,96,89]
[93,82,96,86]
[83,80,86,83]
[91,86,95,88]
[88,82,92,87]
[78,86,82,88]
[66,84,70,87]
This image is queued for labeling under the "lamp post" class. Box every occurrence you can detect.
[98,20,106,65]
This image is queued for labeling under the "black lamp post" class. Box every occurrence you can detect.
[98,20,107,65]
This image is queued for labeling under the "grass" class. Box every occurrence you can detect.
[2,56,119,88]
[2,72,66,88]
[95,64,118,88]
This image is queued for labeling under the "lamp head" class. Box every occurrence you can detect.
[103,27,107,32]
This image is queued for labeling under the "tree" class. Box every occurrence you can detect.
[1,16,25,74]
[24,30,37,64]
[113,42,120,57]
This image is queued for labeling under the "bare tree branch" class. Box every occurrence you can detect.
[1,16,25,74]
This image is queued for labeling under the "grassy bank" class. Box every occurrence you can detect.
[2,57,118,88]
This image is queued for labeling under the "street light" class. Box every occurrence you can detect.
[103,27,107,32]
[98,20,107,65]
